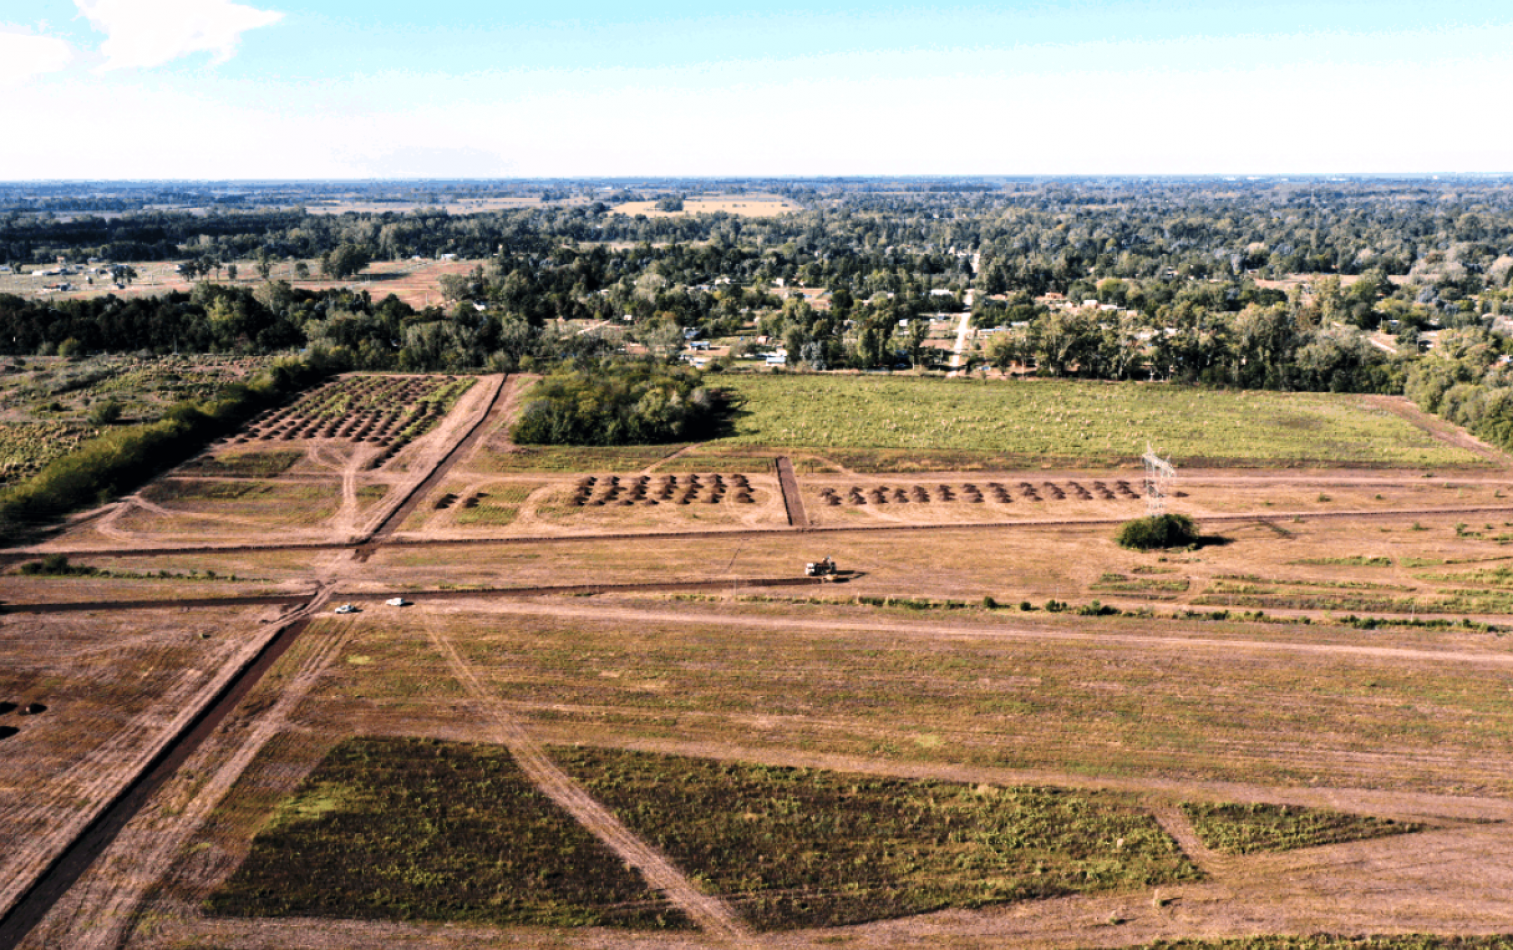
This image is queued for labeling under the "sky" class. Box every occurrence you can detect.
[1,0,1510,179]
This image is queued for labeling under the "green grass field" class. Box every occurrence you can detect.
[205,737,689,929]
[1179,801,1421,855]
[554,747,1198,929]
[712,376,1485,469]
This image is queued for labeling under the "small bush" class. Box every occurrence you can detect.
[88,399,123,425]
[1115,513,1200,550]
[18,553,96,576]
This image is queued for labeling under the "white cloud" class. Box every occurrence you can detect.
[0,29,74,89]
[76,0,283,70]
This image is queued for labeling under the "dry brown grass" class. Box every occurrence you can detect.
[0,605,286,920]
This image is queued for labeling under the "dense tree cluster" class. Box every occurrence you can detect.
[513,362,721,445]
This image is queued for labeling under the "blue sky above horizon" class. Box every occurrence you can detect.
[2,0,1510,179]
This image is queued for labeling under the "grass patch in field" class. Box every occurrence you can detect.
[553,747,1199,930]
[655,453,774,473]
[1180,801,1422,855]
[479,444,681,472]
[180,450,302,478]
[711,376,1486,469]
[143,479,267,501]
[0,420,99,485]
[823,447,1071,473]
[448,485,536,528]
[205,737,688,929]
[1291,555,1394,567]
[1418,564,1513,588]
[454,504,520,527]
[1212,574,1412,592]
[1091,573,1191,595]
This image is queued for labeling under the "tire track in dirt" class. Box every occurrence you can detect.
[421,613,756,948]
[1149,805,1228,876]
[0,644,241,923]
[1365,394,1513,467]
[4,588,342,950]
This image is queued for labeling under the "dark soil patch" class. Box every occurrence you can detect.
[1180,801,1423,855]
[205,737,689,930]
[553,747,1199,931]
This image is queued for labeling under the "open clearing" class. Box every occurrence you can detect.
[611,195,801,218]
[6,374,1513,949]
[0,258,484,310]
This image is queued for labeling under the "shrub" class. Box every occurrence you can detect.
[1115,513,1201,550]
[88,399,123,425]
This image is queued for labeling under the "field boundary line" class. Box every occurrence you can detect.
[421,614,757,947]
[13,588,346,950]
[4,594,311,615]
[335,575,828,603]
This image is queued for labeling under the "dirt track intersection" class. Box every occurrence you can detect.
[5,374,1513,949]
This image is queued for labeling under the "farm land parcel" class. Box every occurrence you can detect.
[712,375,1487,471]
[7,373,1513,948]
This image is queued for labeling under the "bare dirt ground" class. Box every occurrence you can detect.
[0,605,291,924]
[12,384,1513,949]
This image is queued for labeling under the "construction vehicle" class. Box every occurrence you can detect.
[805,556,837,577]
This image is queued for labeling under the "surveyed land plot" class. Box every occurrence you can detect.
[0,604,284,921]
[712,376,1492,470]
[45,373,487,549]
[284,600,1513,798]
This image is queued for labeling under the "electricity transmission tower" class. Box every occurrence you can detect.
[1142,442,1176,515]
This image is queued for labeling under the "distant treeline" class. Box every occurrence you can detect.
[0,284,605,373]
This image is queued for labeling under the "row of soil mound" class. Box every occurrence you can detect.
[817,480,1144,506]
[228,377,463,474]
[570,473,756,507]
